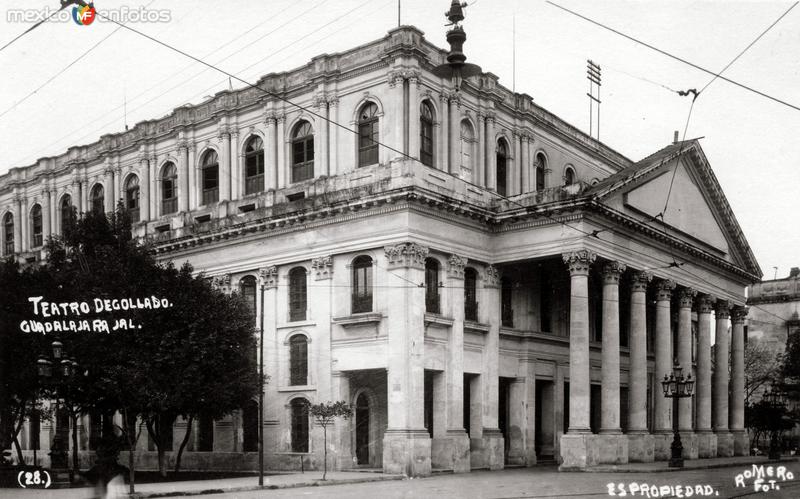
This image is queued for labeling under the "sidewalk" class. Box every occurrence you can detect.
[5,471,405,498]
[586,455,799,472]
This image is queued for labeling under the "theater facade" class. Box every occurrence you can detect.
[1,25,760,474]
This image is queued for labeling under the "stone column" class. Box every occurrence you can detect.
[113,167,122,209]
[178,141,189,213]
[520,134,530,193]
[148,156,157,220]
[677,287,698,459]
[439,93,449,172]
[219,126,231,203]
[408,75,420,162]
[730,306,748,455]
[485,114,496,191]
[628,271,653,462]
[104,167,115,212]
[264,115,277,190]
[559,249,596,470]
[78,177,87,215]
[329,96,339,175]
[436,255,470,471]
[276,116,286,188]
[390,74,404,162]
[12,197,21,253]
[449,95,460,175]
[653,279,675,461]
[476,113,485,186]
[42,188,51,242]
[140,156,150,222]
[713,300,733,456]
[230,129,240,200]
[19,197,28,252]
[510,131,521,195]
[382,242,431,476]
[695,294,716,458]
[332,372,352,468]
[316,97,329,176]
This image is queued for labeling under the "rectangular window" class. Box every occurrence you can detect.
[358,121,379,167]
[352,264,373,313]
[291,401,309,453]
[289,337,308,386]
[289,271,307,322]
[501,279,513,328]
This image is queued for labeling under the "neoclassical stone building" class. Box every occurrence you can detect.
[2,24,761,474]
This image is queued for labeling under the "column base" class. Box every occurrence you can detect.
[431,430,471,473]
[627,433,655,463]
[469,429,504,470]
[382,429,431,477]
[679,431,699,460]
[653,432,673,461]
[558,433,629,469]
[696,430,717,458]
[732,430,748,456]
[715,431,734,457]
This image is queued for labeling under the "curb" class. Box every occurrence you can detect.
[585,457,799,473]
[129,474,407,498]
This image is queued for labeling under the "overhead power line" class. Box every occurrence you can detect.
[0,6,63,55]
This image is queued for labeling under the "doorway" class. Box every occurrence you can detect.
[355,393,370,465]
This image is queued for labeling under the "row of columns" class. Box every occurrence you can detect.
[561,249,748,468]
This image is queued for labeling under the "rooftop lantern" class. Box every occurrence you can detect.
[432,1,482,90]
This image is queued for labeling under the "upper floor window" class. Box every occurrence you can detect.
[292,121,314,183]
[289,334,308,386]
[161,162,178,215]
[358,102,379,167]
[201,150,219,205]
[464,267,478,322]
[91,184,105,214]
[244,136,265,195]
[60,195,74,236]
[460,120,475,181]
[351,255,373,313]
[30,204,43,248]
[239,275,257,325]
[290,398,309,452]
[289,267,307,322]
[125,175,140,223]
[501,276,514,328]
[420,101,434,167]
[2,213,13,255]
[535,153,546,191]
[564,166,575,186]
[425,258,440,314]
[496,140,509,197]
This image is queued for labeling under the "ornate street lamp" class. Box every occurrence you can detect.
[661,361,694,468]
[763,385,786,461]
[37,338,75,481]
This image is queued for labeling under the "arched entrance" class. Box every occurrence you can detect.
[355,392,370,465]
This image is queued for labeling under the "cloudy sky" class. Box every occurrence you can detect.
[0,0,797,280]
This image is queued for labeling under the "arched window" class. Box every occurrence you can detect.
[60,195,74,236]
[464,267,478,321]
[90,184,105,214]
[290,398,309,452]
[535,153,546,191]
[420,101,434,167]
[125,175,140,223]
[2,213,13,255]
[460,121,475,181]
[239,275,257,325]
[496,140,508,196]
[425,258,440,314]
[352,256,373,313]
[564,166,575,186]
[358,103,379,167]
[292,121,314,183]
[30,204,43,248]
[289,335,308,386]
[244,136,265,195]
[161,162,177,215]
[201,150,219,205]
[289,267,307,322]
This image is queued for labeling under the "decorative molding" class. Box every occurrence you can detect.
[311,255,333,280]
[447,254,468,279]
[731,305,749,324]
[384,242,429,269]
[562,249,596,276]
[212,274,231,293]
[259,265,278,289]
[655,279,676,301]
[677,287,697,308]
[631,271,652,292]
[484,265,500,288]
[601,261,626,284]
[715,299,732,319]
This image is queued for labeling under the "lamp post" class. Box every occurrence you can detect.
[258,282,265,487]
[37,338,77,482]
[763,385,786,461]
[661,361,695,468]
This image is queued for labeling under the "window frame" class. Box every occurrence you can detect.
[3,213,13,255]
[496,140,509,197]
[535,153,546,191]
[90,184,105,214]
[60,195,74,236]
[161,163,178,215]
[357,103,379,167]
[464,267,478,322]
[425,258,441,314]
[564,166,576,186]
[288,267,307,322]
[244,136,265,195]
[201,150,220,205]
[30,204,43,248]
[420,101,434,167]
[289,334,308,386]
[291,121,314,183]
[351,256,373,314]
[290,398,310,453]
[125,175,140,223]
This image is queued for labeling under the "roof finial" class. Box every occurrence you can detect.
[433,1,481,90]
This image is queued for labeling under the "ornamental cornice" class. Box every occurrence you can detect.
[677,287,697,309]
[655,279,676,301]
[259,265,278,289]
[631,270,652,292]
[562,249,596,276]
[696,294,715,314]
[384,242,429,269]
[311,255,333,280]
[715,299,732,319]
[447,254,468,279]
[601,261,626,284]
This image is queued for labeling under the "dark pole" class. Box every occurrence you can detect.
[670,395,683,467]
[258,283,265,486]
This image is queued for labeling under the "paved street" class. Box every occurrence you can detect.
[6,463,799,499]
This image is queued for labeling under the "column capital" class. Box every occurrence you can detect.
[696,294,716,314]
[384,242,429,269]
[562,250,596,276]
[677,287,697,308]
[631,270,652,292]
[447,254,468,279]
[601,261,626,284]
[484,265,501,288]
[259,265,278,289]
[263,112,277,126]
[212,274,232,294]
[655,279,676,301]
[311,255,333,280]
[731,305,749,324]
[715,299,732,319]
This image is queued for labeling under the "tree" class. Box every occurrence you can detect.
[745,341,782,402]
[306,401,352,480]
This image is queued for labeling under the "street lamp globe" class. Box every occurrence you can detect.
[51,339,63,360]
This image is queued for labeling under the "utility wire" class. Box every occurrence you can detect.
[0,6,63,55]
[546,0,800,113]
